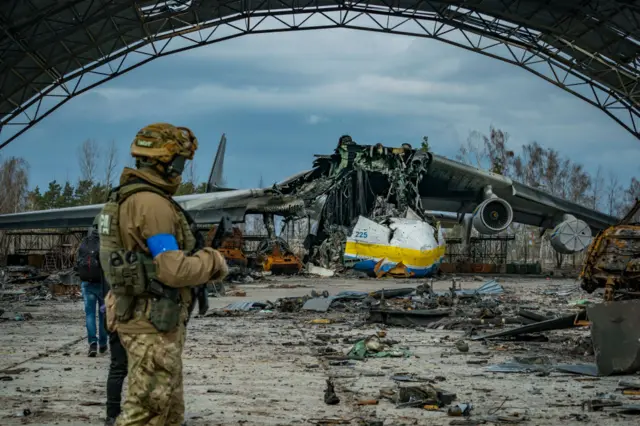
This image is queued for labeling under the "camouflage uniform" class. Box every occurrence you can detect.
[100,123,228,426]
[117,327,185,425]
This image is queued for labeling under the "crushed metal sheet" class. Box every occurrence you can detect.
[370,287,416,299]
[471,311,587,341]
[367,308,451,327]
[221,301,269,311]
[432,280,505,298]
[463,279,504,295]
[486,360,598,377]
[302,298,334,312]
[554,363,599,377]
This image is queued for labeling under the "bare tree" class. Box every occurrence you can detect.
[184,158,198,185]
[483,127,514,176]
[456,130,488,168]
[605,171,622,217]
[104,140,119,189]
[589,166,604,211]
[567,163,592,205]
[0,156,29,214]
[78,139,100,182]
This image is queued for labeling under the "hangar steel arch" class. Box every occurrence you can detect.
[0,0,638,149]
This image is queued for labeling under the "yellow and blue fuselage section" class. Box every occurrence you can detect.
[343,216,446,278]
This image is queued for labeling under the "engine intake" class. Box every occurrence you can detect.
[472,198,513,235]
[549,217,592,254]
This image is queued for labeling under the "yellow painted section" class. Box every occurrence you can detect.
[344,241,446,267]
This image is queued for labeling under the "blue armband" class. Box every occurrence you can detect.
[146,234,179,258]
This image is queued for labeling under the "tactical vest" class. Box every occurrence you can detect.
[97,181,197,332]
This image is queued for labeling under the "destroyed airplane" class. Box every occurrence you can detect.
[275,136,617,275]
[0,135,618,277]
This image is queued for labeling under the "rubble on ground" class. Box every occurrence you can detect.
[4,276,640,425]
[0,266,80,303]
[3,267,640,425]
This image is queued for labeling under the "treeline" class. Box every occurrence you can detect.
[26,177,209,210]
[0,139,211,213]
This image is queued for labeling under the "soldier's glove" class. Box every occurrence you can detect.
[210,249,229,281]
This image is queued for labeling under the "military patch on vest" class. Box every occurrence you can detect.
[98,213,112,236]
[136,139,154,147]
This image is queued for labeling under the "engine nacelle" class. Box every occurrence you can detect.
[472,198,513,235]
[550,217,592,254]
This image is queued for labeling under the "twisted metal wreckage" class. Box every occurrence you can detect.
[277,136,446,277]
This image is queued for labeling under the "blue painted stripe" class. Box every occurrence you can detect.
[349,258,443,278]
[146,234,179,258]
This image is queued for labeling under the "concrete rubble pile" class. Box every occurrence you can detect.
[0,265,80,304]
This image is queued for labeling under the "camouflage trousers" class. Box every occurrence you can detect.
[115,325,185,426]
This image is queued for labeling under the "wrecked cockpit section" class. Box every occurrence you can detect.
[278,137,442,273]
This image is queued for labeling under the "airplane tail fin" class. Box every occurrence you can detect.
[206,133,227,192]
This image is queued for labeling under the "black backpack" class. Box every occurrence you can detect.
[77,232,102,283]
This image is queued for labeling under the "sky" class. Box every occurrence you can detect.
[1,21,638,192]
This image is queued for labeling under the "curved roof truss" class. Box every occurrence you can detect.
[0,0,638,149]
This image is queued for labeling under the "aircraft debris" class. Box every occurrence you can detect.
[344,213,445,278]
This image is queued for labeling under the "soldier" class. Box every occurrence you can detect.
[98,123,228,426]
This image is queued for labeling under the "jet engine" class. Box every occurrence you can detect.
[549,215,592,254]
[472,198,514,235]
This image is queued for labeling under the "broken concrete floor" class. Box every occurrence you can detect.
[1,277,638,425]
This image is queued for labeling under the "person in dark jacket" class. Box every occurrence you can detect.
[77,224,108,357]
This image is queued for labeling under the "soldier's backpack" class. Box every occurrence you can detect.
[77,232,102,283]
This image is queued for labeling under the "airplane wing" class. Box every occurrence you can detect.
[419,153,618,254]
[0,189,304,230]
[420,154,616,229]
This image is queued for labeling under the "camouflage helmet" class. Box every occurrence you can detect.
[130,123,198,164]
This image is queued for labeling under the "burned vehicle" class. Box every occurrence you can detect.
[580,199,640,301]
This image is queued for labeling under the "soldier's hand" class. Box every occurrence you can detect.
[210,249,229,281]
